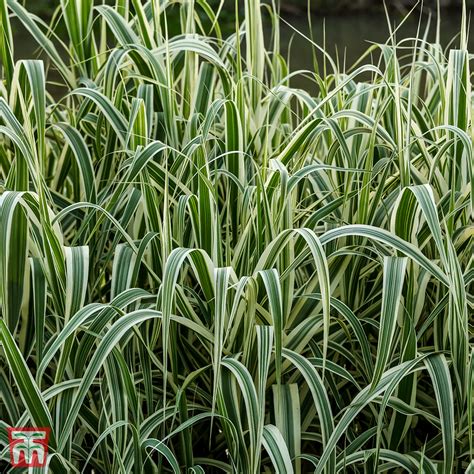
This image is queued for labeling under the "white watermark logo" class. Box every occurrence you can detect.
[7,427,50,468]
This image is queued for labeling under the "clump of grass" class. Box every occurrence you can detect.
[0,0,472,472]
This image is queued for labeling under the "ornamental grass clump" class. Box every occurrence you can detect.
[0,0,472,472]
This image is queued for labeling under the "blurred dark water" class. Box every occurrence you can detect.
[278,10,473,88]
[280,11,473,65]
[10,5,472,93]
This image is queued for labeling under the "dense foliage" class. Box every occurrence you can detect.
[0,0,472,472]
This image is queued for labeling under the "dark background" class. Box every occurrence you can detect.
[12,0,473,91]
[23,0,474,16]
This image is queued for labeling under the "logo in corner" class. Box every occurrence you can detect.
[7,427,50,468]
